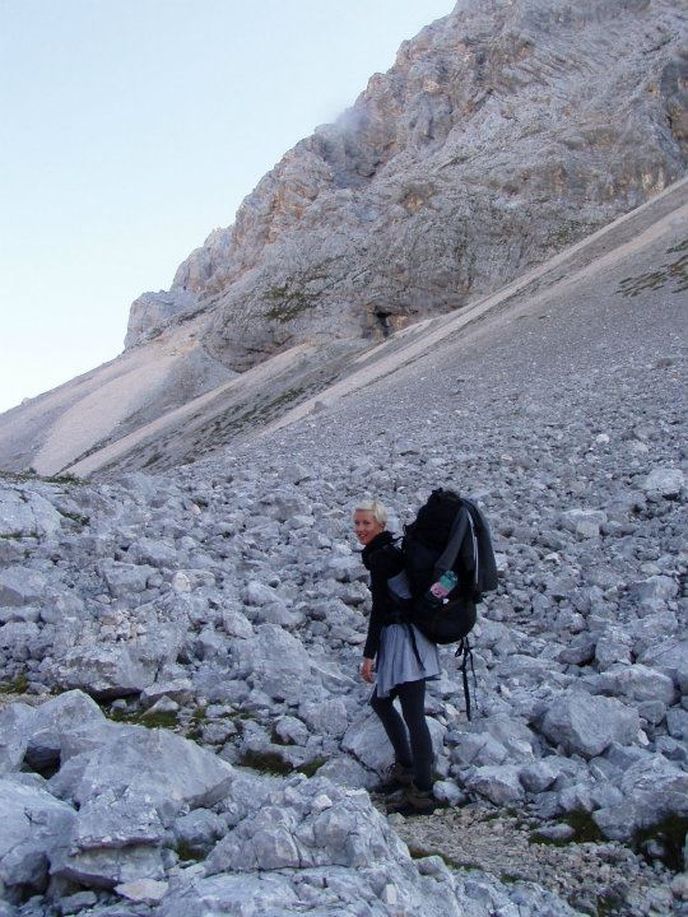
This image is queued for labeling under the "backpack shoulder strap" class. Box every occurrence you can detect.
[433,502,471,577]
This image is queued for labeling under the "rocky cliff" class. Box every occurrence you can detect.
[127,0,687,368]
[0,0,685,478]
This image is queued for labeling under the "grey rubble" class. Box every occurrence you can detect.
[0,192,687,915]
[0,0,686,478]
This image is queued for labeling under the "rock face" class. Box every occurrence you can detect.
[0,0,686,480]
[1,694,571,915]
[127,0,687,369]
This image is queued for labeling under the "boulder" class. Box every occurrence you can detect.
[0,702,34,775]
[299,697,350,738]
[230,624,311,704]
[538,692,640,758]
[0,567,47,607]
[55,726,234,814]
[22,690,105,773]
[53,645,158,700]
[49,725,234,888]
[0,776,76,896]
[172,809,226,857]
[639,641,688,693]
[464,765,525,804]
[0,489,62,538]
[99,561,156,598]
[594,756,688,842]
[642,468,685,499]
[560,509,607,538]
[590,664,676,706]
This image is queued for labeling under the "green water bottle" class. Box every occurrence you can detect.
[429,570,458,600]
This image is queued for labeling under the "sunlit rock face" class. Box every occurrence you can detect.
[125,0,687,364]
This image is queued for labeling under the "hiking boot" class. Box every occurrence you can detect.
[388,782,436,816]
[374,762,414,794]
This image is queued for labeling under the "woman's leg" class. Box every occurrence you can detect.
[370,689,413,768]
[396,679,433,792]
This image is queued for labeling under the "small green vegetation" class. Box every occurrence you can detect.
[499,873,522,886]
[45,472,82,485]
[185,704,209,740]
[618,238,688,297]
[549,221,588,249]
[239,749,294,775]
[141,709,179,729]
[297,756,328,778]
[143,451,163,469]
[530,811,603,846]
[191,704,208,724]
[60,511,90,528]
[175,841,204,863]
[107,706,179,730]
[0,469,82,486]
[634,814,688,872]
[406,845,474,871]
[529,830,560,846]
[0,672,29,694]
[264,284,319,323]
[563,810,604,844]
[595,889,628,917]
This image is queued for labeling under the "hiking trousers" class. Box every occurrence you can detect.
[370,678,433,792]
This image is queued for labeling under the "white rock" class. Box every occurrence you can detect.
[115,878,169,904]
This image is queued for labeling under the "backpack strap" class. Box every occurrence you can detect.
[433,502,471,579]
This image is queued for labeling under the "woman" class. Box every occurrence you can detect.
[353,499,441,814]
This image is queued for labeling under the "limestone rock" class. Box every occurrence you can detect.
[464,765,526,804]
[2,0,686,479]
[594,755,688,842]
[230,623,311,704]
[0,777,76,896]
[131,0,687,384]
[0,567,47,607]
[642,467,685,499]
[0,489,62,538]
[538,692,640,758]
[52,645,157,700]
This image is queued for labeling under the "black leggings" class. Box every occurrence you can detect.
[370,679,433,792]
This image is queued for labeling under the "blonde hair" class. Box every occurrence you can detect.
[353,499,388,527]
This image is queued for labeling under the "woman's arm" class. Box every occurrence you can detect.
[362,549,397,659]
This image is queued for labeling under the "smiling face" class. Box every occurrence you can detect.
[353,510,385,546]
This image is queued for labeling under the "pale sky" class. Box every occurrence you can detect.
[0,0,454,414]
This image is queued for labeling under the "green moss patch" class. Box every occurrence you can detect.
[264,285,318,323]
[634,815,688,872]
[0,673,29,694]
[618,238,688,297]
[106,706,179,730]
[239,749,294,775]
[297,756,328,778]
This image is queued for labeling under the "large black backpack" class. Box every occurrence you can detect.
[386,488,498,719]
[403,488,498,606]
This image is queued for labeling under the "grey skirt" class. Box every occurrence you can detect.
[375,622,441,698]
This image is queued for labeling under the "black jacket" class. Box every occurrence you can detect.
[361,531,405,659]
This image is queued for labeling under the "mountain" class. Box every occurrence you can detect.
[0,0,686,476]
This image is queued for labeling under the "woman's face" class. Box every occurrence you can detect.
[354,510,385,546]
